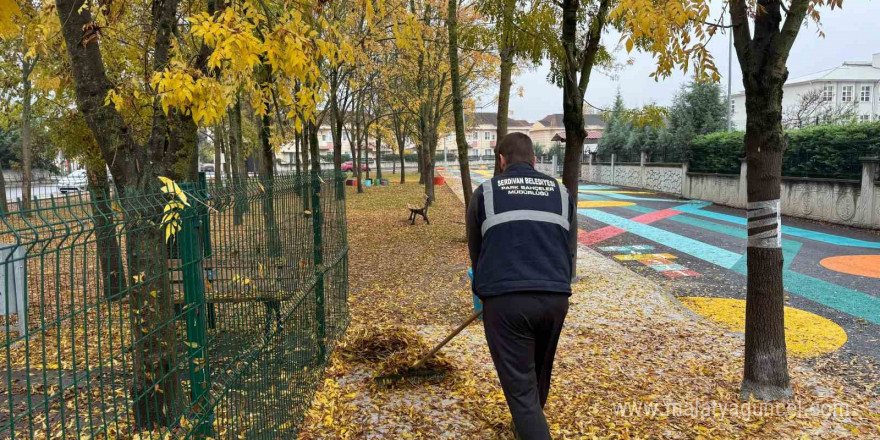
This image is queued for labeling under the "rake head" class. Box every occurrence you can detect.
[373,365,450,387]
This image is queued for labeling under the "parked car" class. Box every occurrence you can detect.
[341,161,369,172]
[58,169,88,193]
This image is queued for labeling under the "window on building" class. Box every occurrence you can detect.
[860,115,870,123]
[491,132,496,140]
[861,85,872,102]
[841,85,854,102]
[730,102,735,115]
[822,84,834,102]
[322,134,327,141]
[484,149,492,156]
[485,131,491,140]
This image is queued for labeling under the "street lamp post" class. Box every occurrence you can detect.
[727,29,733,131]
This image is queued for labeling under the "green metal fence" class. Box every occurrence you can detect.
[0,171,349,440]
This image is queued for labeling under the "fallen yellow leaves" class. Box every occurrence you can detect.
[297,174,879,440]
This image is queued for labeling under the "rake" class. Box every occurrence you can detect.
[374,308,483,385]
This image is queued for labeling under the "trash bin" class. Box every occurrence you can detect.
[468,268,482,319]
[433,176,445,186]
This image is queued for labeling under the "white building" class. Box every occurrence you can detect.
[730,52,880,129]
[436,111,606,159]
[437,112,532,158]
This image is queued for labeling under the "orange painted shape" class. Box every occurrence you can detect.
[819,255,880,279]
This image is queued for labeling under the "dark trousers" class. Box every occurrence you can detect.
[482,292,569,440]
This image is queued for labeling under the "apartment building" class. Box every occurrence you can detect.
[730,52,880,128]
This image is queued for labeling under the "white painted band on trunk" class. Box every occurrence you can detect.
[747,199,781,248]
[747,217,779,228]
[746,199,777,218]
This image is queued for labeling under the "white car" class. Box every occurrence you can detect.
[58,169,88,193]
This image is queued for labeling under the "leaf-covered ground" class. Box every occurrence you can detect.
[297,174,880,440]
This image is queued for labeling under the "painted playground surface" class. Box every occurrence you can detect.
[441,166,880,363]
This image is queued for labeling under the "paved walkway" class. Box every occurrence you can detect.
[441,167,880,365]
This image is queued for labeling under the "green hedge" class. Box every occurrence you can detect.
[688,122,880,179]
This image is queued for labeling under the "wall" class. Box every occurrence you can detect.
[580,154,880,229]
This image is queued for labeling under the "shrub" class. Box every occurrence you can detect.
[688,130,744,174]
[688,122,880,179]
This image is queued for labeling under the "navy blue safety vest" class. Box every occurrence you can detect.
[472,163,574,298]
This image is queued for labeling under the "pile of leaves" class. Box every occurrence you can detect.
[339,324,456,381]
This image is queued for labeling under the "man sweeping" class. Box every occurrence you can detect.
[466,133,578,440]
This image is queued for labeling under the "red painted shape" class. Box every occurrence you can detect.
[662,269,701,278]
[579,209,682,246]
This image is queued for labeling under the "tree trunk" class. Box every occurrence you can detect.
[416,145,424,183]
[301,122,312,210]
[355,135,364,193]
[259,110,281,257]
[375,134,382,181]
[494,46,513,176]
[56,0,185,427]
[229,97,246,225]
[728,0,810,402]
[88,164,126,301]
[397,131,406,184]
[330,78,344,172]
[220,118,232,187]
[740,77,792,402]
[294,129,302,174]
[20,60,34,212]
[309,120,321,174]
[0,168,7,215]
[447,0,473,207]
[213,124,223,188]
[301,118,311,177]
[365,138,371,181]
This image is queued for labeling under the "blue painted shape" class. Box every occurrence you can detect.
[578,194,610,201]
[673,203,880,249]
[731,239,804,273]
[578,184,615,190]
[587,192,704,203]
[578,209,743,269]
[781,271,880,325]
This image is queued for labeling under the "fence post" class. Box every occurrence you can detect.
[858,157,879,227]
[178,185,213,438]
[311,171,326,359]
[681,161,691,199]
[639,151,647,188]
[611,153,616,185]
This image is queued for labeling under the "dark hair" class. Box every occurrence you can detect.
[497,133,535,165]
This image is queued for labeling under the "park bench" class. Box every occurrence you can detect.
[168,258,292,336]
[406,195,432,225]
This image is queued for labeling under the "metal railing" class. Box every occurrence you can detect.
[1,171,349,440]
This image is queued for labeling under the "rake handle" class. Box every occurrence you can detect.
[412,308,484,370]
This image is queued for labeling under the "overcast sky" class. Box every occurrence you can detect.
[484,1,880,122]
